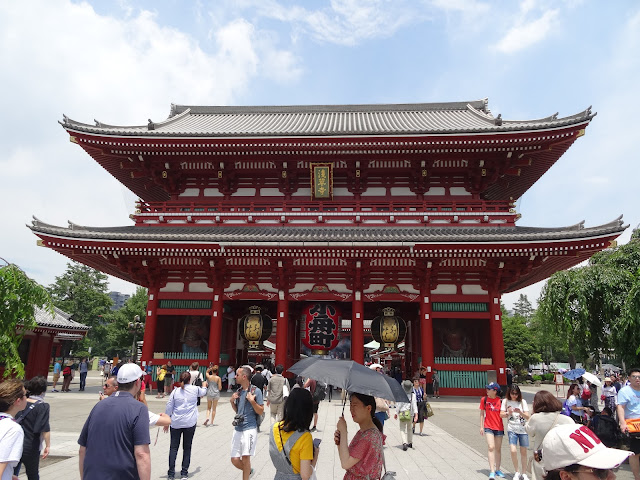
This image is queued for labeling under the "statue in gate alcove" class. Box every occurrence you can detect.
[438,318,471,358]
[180,315,209,354]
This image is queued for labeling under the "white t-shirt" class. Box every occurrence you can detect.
[501,399,529,434]
[0,414,24,480]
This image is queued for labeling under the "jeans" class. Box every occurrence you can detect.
[168,425,196,477]
[80,372,87,390]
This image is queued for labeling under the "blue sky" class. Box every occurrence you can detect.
[1,0,638,309]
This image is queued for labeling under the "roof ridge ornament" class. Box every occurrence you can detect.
[148,119,155,131]
[494,114,502,126]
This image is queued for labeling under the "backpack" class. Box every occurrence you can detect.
[594,415,619,447]
[63,366,72,376]
[581,388,592,400]
[561,400,573,417]
[312,382,326,403]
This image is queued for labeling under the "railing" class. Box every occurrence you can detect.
[132,199,516,226]
[435,357,487,365]
[439,370,488,389]
[150,364,208,382]
[154,352,208,360]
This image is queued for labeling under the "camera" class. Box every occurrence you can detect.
[232,414,245,427]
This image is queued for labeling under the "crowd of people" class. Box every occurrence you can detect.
[3,362,640,480]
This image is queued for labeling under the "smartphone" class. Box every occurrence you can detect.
[313,438,322,448]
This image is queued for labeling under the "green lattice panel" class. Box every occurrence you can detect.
[158,299,212,309]
[432,302,489,312]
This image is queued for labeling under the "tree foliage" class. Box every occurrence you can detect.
[502,298,541,372]
[538,231,640,368]
[48,262,113,354]
[0,262,52,378]
[98,287,148,359]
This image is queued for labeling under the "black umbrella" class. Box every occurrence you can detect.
[288,358,409,405]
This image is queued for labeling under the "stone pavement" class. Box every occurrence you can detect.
[28,372,634,480]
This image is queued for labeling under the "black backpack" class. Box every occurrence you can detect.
[312,382,326,402]
[594,415,619,447]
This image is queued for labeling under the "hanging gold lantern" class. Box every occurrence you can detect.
[371,307,406,350]
[239,306,273,350]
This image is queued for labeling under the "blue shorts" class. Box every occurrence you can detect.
[508,431,530,447]
[484,428,504,436]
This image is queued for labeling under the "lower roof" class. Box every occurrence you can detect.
[30,217,626,245]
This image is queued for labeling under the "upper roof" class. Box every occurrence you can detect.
[60,100,595,137]
[32,306,90,331]
[30,216,625,244]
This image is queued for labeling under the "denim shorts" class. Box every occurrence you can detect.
[484,428,504,436]
[508,431,530,447]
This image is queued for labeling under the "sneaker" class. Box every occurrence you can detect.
[496,470,506,478]
[521,475,530,480]
[181,477,188,480]
[408,443,413,448]
[402,443,408,451]
[51,389,58,392]
[310,426,317,432]
[249,468,255,478]
[489,473,495,479]
[513,472,520,480]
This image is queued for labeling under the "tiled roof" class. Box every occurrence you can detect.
[30,216,625,244]
[60,100,594,137]
[32,306,90,331]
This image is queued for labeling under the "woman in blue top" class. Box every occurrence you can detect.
[164,371,207,480]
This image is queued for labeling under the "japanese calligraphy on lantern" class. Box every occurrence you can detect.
[301,303,340,354]
[371,307,406,350]
[310,163,333,200]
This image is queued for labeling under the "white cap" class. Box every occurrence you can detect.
[117,364,144,384]
[542,424,631,471]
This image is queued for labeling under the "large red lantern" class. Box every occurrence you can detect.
[301,303,341,355]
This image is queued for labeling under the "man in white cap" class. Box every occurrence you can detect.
[539,423,631,480]
[78,363,151,480]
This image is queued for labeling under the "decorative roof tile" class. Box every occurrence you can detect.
[60,100,594,137]
[29,216,626,245]
[31,306,90,331]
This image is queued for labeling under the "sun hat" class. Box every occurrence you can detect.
[485,382,500,391]
[542,424,631,471]
[604,377,612,383]
[116,363,144,384]
[402,380,413,393]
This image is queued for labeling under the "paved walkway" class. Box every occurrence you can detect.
[28,373,634,480]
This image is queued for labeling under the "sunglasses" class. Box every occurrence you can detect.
[574,467,618,479]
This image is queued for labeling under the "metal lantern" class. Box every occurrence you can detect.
[301,303,341,355]
[371,307,406,350]
[239,306,273,350]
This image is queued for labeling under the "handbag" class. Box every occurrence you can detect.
[194,372,203,387]
[399,409,412,421]
[425,402,434,418]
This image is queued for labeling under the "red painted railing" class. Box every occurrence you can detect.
[132,199,517,226]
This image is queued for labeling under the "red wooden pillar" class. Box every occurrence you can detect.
[351,291,364,364]
[275,291,289,369]
[208,282,225,365]
[40,334,55,377]
[141,287,159,363]
[420,285,434,374]
[226,307,237,367]
[287,306,298,370]
[489,293,507,384]
[25,333,40,379]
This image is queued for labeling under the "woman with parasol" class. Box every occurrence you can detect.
[334,393,384,479]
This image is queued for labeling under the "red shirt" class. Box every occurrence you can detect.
[480,396,504,431]
[345,427,383,480]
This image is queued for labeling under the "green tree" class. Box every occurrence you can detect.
[0,262,52,378]
[502,311,541,373]
[48,262,113,355]
[513,294,534,323]
[100,287,148,359]
[538,231,640,368]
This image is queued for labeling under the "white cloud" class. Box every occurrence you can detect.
[494,7,559,53]
[0,0,300,292]
[220,0,423,46]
